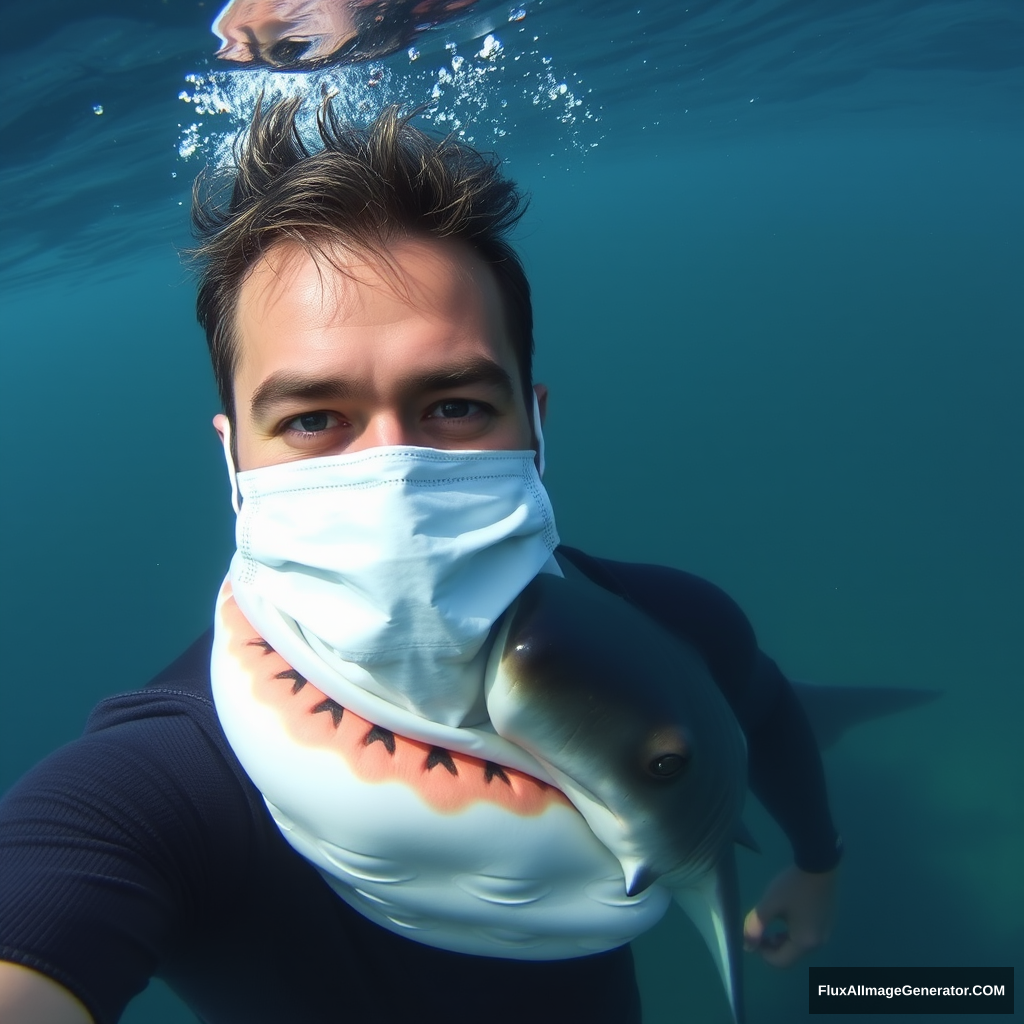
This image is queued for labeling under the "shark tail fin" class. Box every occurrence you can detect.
[791,681,942,751]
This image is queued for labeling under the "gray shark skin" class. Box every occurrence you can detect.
[484,572,942,1024]
[484,571,749,1022]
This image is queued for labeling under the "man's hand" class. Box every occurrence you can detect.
[0,962,93,1023]
[743,864,838,967]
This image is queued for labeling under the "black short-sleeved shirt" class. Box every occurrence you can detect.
[0,549,839,1024]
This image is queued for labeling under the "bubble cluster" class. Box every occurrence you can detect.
[177,22,599,166]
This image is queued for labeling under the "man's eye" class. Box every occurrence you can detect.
[267,38,313,65]
[285,412,338,434]
[427,399,481,420]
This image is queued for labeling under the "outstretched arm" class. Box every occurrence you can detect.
[744,653,842,966]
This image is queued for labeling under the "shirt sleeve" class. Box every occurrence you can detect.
[557,547,842,873]
[742,652,843,871]
[0,693,258,1024]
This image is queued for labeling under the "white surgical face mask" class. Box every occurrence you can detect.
[218,397,559,727]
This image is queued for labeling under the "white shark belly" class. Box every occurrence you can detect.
[219,672,670,958]
[212,584,672,958]
[268,783,671,959]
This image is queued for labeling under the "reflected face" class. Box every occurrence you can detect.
[212,0,358,65]
[212,0,481,67]
[219,237,540,472]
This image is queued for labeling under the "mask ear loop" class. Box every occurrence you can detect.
[531,389,562,576]
[532,390,546,478]
[220,419,242,515]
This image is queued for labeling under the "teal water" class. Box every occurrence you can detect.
[1,1,1021,1020]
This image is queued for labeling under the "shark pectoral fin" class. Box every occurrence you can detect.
[733,820,759,854]
[672,848,745,1024]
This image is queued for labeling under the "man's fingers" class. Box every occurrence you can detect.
[743,907,788,953]
[743,865,838,966]
[743,903,787,944]
[744,906,793,959]
[758,937,805,968]
[742,907,765,949]
[744,916,813,968]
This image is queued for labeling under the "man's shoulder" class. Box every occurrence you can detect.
[3,626,262,866]
[71,627,259,820]
[83,629,216,736]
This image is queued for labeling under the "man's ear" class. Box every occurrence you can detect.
[213,413,230,445]
[533,383,549,425]
[213,413,242,513]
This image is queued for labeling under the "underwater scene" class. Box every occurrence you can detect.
[0,0,1021,1020]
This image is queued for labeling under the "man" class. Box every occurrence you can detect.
[0,98,839,1023]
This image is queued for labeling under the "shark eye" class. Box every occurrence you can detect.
[648,752,689,777]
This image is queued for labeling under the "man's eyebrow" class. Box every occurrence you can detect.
[249,373,360,423]
[398,360,515,401]
[248,358,515,423]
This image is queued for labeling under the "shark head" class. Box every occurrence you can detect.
[484,571,748,894]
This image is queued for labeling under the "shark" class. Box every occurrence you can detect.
[484,570,939,1024]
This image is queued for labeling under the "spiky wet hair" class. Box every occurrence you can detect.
[190,98,532,422]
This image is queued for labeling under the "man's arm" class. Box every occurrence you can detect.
[0,962,93,1024]
[0,731,190,1022]
[0,672,257,1024]
[740,654,842,964]
[555,548,842,966]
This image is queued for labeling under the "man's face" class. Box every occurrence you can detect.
[216,237,543,472]
[212,0,358,65]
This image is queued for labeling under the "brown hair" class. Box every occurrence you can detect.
[191,97,532,422]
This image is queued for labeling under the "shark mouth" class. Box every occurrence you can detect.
[221,589,569,818]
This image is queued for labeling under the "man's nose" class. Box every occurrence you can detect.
[351,413,417,452]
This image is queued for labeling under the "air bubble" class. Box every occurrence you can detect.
[477,34,503,60]
[176,32,600,162]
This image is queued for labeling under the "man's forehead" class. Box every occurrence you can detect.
[237,237,493,325]
[231,236,517,397]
